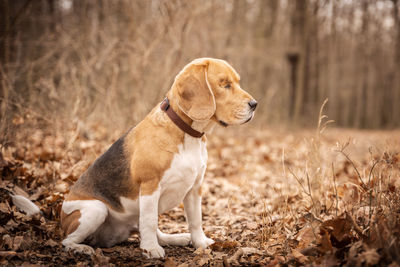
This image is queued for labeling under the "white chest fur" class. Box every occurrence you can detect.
[158,135,207,213]
[108,135,207,223]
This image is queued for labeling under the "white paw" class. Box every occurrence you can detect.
[192,236,214,249]
[141,243,165,259]
[64,243,95,255]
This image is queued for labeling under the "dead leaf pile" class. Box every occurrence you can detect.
[1,126,400,266]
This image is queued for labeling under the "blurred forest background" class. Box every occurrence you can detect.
[1,1,400,265]
[1,0,400,144]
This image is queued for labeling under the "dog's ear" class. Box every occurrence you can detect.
[174,58,216,121]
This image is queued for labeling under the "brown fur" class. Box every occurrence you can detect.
[64,189,96,201]
[61,58,255,237]
[206,60,253,125]
[173,63,215,121]
[124,106,186,196]
[60,210,81,236]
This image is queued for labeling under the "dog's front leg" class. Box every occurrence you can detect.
[183,183,214,249]
[139,187,165,258]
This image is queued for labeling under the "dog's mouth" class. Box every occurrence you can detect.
[218,112,254,127]
[241,113,254,125]
[219,120,228,127]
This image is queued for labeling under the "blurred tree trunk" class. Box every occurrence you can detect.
[0,0,11,122]
[257,0,278,39]
[0,0,11,66]
[47,0,57,31]
[355,1,369,128]
[287,0,308,122]
[326,0,338,125]
[0,0,33,105]
[310,2,320,112]
[225,0,247,51]
[391,0,400,127]
[302,1,320,119]
[0,1,32,67]
[253,0,279,123]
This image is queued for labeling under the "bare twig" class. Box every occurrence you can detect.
[366,157,381,237]
[288,167,309,198]
[331,163,339,217]
[336,142,367,190]
[305,170,317,215]
[346,212,368,239]
[288,166,317,216]
[368,159,381,186]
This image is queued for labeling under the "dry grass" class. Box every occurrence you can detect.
[247,103,400,265]
[0,0,287,147]
[1,115,399,265]
[206,125,400,265]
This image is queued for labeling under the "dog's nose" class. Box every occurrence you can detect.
[248,100,258,111]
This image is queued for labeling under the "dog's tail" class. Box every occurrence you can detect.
[10,193,41,216]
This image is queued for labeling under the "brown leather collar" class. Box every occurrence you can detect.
[160,98,204,138]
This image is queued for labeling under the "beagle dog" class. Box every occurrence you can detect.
[60,58,257,258]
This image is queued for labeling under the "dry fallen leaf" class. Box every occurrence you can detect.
[2,234,13,250]
[1,127,400,266]
[164,257,177,267]
[291,248,308,264]
[44,239,58,247]
[359,248,380,266]
[296,225,317,249]
[247,221,258,230]
[210,240,238,251]
[320,217,352,248]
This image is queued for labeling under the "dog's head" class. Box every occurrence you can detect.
[171,58,257,126]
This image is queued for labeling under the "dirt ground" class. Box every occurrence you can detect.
[1,126,400,266]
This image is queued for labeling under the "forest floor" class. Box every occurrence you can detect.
[1,124,400,266]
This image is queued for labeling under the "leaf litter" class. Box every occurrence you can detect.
[0,125,400,266]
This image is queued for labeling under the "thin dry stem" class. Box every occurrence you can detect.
[331,163,339,217]
[336,142,368,190]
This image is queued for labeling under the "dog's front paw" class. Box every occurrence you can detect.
[192,235,214,249]
[140,243,165,259]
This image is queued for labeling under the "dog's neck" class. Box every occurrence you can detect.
[164,96,216,136]
[192,120,216,135]
[167,98,193,127]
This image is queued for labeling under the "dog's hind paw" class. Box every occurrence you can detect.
[64,243,95,255]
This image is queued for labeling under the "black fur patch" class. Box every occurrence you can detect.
[73,132,133,210]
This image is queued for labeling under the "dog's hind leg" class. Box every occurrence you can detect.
[61,200,108,255]
[156,229,191,246]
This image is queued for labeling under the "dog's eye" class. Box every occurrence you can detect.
[224,83,231,89]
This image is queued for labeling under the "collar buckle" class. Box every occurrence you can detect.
[160,97,170,111]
